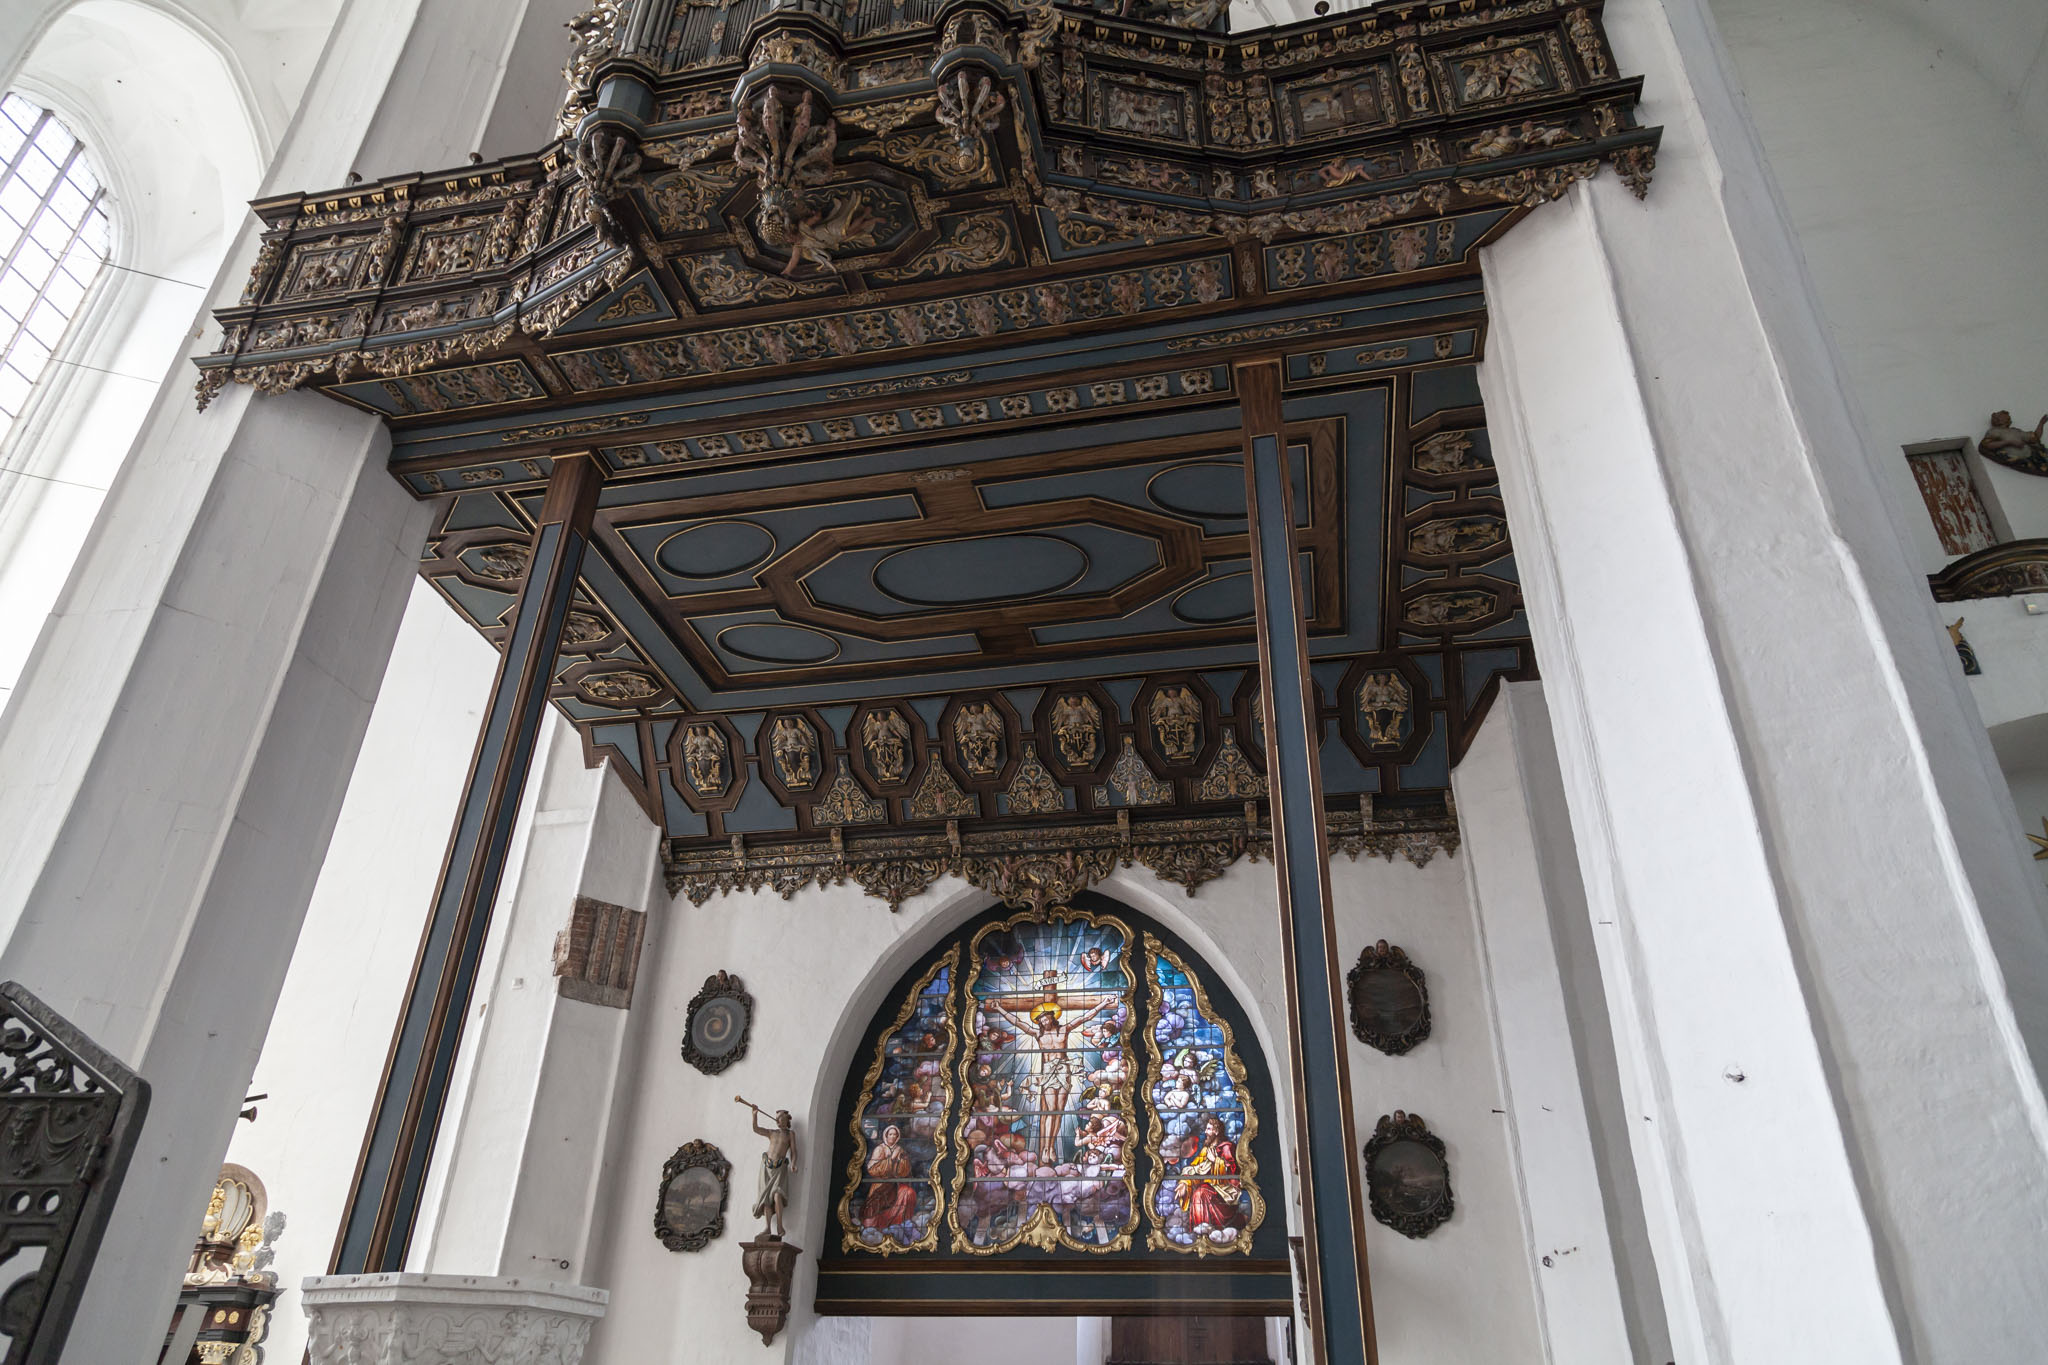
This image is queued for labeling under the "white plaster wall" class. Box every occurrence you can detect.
[221,580,498,1365]
[575,842,1576,1365]
[1707,0,2048,565]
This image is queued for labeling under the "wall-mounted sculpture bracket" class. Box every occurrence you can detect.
[1347,939,1431,1055]
[655,1139,732,1252]
[1364,1109,1453,1239]
[681,970,754,1074]
[740,1236,803,1344]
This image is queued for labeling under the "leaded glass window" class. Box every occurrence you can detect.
[0,95,112,439]
[825,894,1287,1315]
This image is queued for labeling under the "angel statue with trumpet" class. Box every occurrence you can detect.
[737,1095,798,1238]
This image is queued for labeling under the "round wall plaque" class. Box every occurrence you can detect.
[1347,939,1431,1055]
[681,970,754,1075]
[1364,1110,1453,1239]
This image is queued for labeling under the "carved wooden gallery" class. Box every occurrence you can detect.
[186,0,1657,1359]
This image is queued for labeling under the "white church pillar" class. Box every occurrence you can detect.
[0,3,546,1360]
[409,715,663,1283]
[1475,1,2048,1360]
[1452,681,1666,1365]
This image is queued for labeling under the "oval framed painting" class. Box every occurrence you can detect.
[1364,1110,1453,1239]
[656,1139,731,1252]
[1346,939,1430,1055]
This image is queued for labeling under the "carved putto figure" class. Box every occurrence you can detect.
[683,723,728,795]
[1979,411,2048,476]
[1149,685,1203,763]
[771,715,819,789]
[863,708,912,783]
[954,701,1006,776]
[1050,693,1103,769]
[737,1095,798,1239]
[779,192,881,279]
[1358,672,1412,747]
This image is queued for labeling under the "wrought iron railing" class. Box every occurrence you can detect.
[0,981,150,1365]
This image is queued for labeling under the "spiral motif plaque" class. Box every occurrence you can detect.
[681,971,754,1075]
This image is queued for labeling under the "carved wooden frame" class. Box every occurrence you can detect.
[655,1139,731,1253]
[1345,939,1431,1056]
[1363,1110,1453,1240]
[680,970,754,1075]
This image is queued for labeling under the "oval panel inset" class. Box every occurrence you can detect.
[872,534,1088,607]
[1147,461,1246,521]
[718,623,842,666]
[657,520,776,580]
[1171,571,1255,625]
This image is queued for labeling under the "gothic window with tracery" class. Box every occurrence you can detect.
[825,894,1285,1315]
[0,95,111,439]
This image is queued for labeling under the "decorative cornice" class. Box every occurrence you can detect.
[1928,538,2048,602]
[664,803,1459,910]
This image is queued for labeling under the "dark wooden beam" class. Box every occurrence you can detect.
[1236,358,1377,1365]
[329,452,604,1274]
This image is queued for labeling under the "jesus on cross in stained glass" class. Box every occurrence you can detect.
[985,968,1117,1163]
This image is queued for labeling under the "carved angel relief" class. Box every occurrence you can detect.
[771,715,821,789]
[684,723,729,796]
[1050,694,1103,769]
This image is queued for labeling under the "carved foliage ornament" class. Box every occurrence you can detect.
[1365,1110,1453,1239]
[681,971,754,1075]
[1347,940,1431,1055]
[655,1140,731,1253]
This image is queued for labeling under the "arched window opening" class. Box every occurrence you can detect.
[0,94,111,441]
[820,894,1290,1318]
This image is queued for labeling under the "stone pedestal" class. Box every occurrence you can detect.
[739,1237,802,1346]
[301,1273,607,1365]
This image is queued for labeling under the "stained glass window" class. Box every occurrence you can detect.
[0,95,112,440]
[829,896,1280,1313]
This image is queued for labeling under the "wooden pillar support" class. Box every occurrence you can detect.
[1236,360,1377,1365]
[331,453,605,1275]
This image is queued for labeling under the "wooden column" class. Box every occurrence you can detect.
[331,453,604,1274]
[1236,360,1376,1365]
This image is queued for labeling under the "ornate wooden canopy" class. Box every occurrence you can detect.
[197,0,1657,907]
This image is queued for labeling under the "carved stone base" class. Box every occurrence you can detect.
[301,1272,608,1365]
[739,1237,802,1346]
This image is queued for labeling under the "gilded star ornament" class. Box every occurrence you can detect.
[2029,817,2048,861]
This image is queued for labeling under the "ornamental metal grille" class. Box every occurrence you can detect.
[0,95,111,438]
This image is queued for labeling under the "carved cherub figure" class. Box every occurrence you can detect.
[1980,411,2048,465]
[781,193,881,278]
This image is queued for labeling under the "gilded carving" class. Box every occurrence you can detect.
[684,724,729,796]
[771,716,820,790]
[1358,672,1412,747]
[1408,515,1508,557]
[1149,686,1203,764]
[1106,737,1172,807]
[1005,743,1066,815]
[909,763,978,820]
[935,72,1006,182]
[815,758,886,826]
[870,212,1014,282]
[1195,730,1265,801]
[684,255,833,306]
[584,670,662,704]
[1404,590,1498,626]
[953,702,1006,776]
[863,708,913,784]
[1049,694,1103,769]
[1415,430,1482,473]
[472,543,528,581]
[1565,4,1612,79]
[734,86,844,264]
[562,610,612,647]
